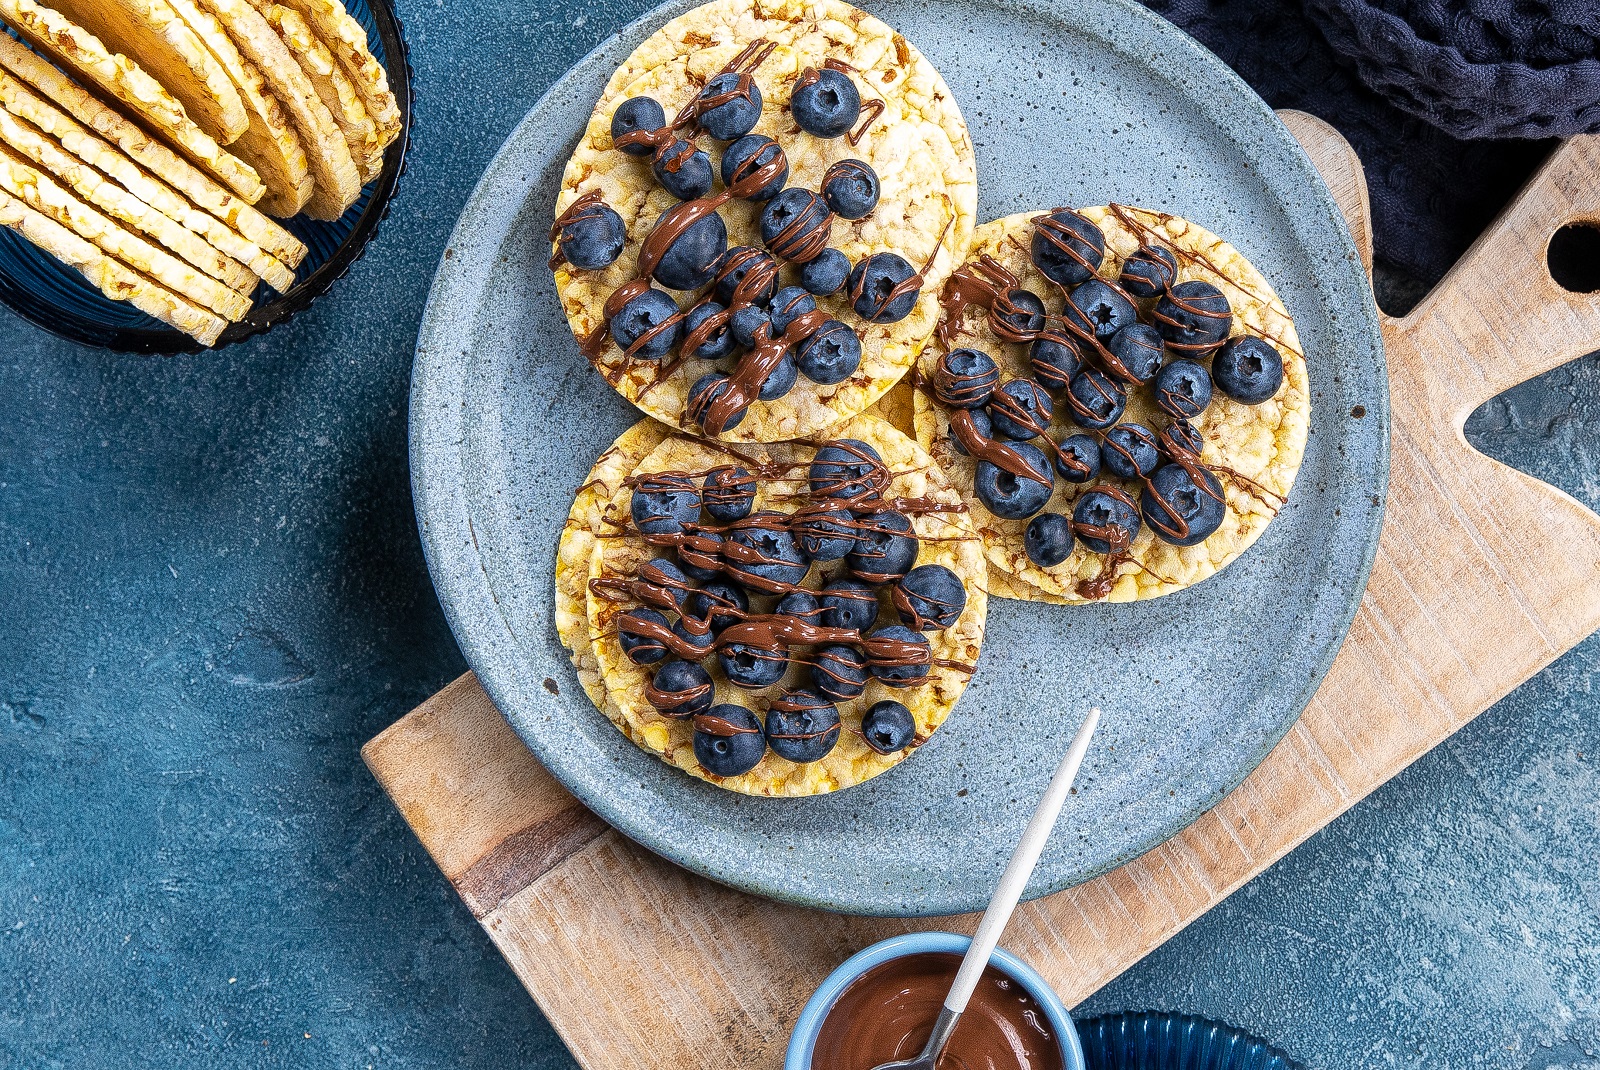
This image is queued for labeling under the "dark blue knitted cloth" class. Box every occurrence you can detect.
[1137,0,1562,287]
[1306,0,1600,140]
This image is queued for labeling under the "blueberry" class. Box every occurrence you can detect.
[648,659,714,718]
[809,439,885,505]
[892,564,966,630]
[677,530,722,582]
[610,96,665,155]
[692,703,766,776]
[1065,367,1127,430]
[988,378,1053,441]
[776,590,822,622]
[554,201,625,269]
[768,285,816,335]
[1101,423,1160,479]
[695,72,762,140]
[792,67,860,138]
[793,507,857,561]
[1029,332,1081,391]
[611,288,681,360]
[820,579,879,632]
[1162,419,1204,460]
[670,617,716,659]
[652,140,713,200]
[861,700,915,754]
[714,247,779,307]
[639,557,692,608]
[684,581,747,634]
[760,188,833,263]
[974,443,1054,519]
[1212,336,1284,404]
[718,641,788,689]
[1031,207,1105,287]
[847,252,919,323]
[949,407,992,456]
[1154,280,1232,353]
[934,347,999,409]
[1141,464,1225,546]
[652,209,727,290]
[1054,433,1101,482]
[683,301,735,361]
[1154,359,1213,419]
[617,607,671,664]
[764,690,841,763]
[1024,512,1074,567]
[1072,487,1142,553]
[758,352,799,401]
[729,305,770,347]
[720,134,787,200]
[812,644,867,700]
[1118,243,1177,298]
[1067,278,1137,342]
[702,465,755,522]
[800,248,851,296]
[687,373,748,434]
[1106,322,1164,383]
[630,474,700,535]
[992,288,1047,338]
[820,159,879,219]
[865,625,930,687]
[846,511,919,583]
[726,513,809,591]
[795,319,862,384]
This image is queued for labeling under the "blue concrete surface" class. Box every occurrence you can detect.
[0,1,1595,1067]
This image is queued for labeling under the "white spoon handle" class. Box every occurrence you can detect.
[943,707,1101,1014]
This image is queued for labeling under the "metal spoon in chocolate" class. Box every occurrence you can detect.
[867,707,1101,1070]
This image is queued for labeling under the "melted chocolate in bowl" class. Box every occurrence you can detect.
[810,952,1064,1070]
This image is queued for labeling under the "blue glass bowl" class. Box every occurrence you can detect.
[0,0,412,353]
[1076,1012,1305,1070]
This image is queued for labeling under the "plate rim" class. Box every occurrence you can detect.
[409,0,1391,916]
[0,0,415,355]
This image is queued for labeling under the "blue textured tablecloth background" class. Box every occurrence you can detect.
[2,1,1597,1066]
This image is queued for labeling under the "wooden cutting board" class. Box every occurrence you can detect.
[363,113,1600,1069]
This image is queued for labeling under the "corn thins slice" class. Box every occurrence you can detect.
[166,0,310,215]
[0,66,295,290]
[262,2,376,182]
[0,145,251,318]
[275,0,395,149]
[0,0,265,200]
[0,104,255,291]
[196,0,357,219]
[0,33,304,266]
[0,185,225,343]
[48,0,247,142]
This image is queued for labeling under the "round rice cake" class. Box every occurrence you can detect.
[913,206,1310,602]
[584,413,987,796]
[551,0,976,444]
[554,417,671,724]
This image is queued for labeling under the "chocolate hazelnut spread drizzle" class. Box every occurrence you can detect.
[645,674,712,713]
[547,189,608,270]
[691,712,761,737]
[580,41,782,362]
[794,58,888,146]
[948,408,1051,486]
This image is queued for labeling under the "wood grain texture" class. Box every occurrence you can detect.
[362,116,1600,1070]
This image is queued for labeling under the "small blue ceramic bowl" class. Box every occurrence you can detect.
[785,932,1086,1070]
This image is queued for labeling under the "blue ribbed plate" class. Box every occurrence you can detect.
[1077,1013,1305,1070]
[0,0,412,353]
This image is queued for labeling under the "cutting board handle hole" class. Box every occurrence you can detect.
[1547,223,1600,294]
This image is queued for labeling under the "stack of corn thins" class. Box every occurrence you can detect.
[0,0,399,345]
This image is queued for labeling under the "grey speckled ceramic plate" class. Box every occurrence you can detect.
[411,0,1388,916]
